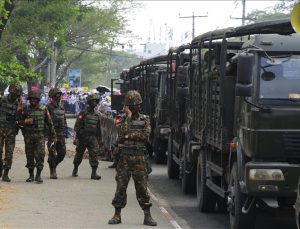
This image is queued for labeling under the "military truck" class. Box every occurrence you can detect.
[166,19,300,229]
[296,178,300,229]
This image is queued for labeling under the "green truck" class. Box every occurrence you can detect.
[166,19,300,229]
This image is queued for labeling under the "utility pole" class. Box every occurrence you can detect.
[230,0,251,26]
[179,12,208,39]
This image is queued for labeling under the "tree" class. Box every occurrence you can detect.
[246,0,298,23]
[0,0,137,91]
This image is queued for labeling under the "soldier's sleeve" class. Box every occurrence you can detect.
[96,114,102,141]
[127,117,151,141]
[74,112,84,137]
[44,108,56,140]
[119,116,131,137]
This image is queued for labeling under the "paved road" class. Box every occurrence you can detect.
[0,127,185,229]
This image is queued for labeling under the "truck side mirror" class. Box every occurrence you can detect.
[235,54,254,97]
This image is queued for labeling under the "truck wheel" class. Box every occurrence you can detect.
[181,143,196,194]
[228,163,255,229]
[167,135,179,179]
[153,137,167,164]
[197,150,217,212]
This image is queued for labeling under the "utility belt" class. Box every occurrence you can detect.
[119,145,146,156]
[123,140,145,147]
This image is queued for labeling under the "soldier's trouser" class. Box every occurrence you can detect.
[24,135,45,170]
[112,155,152,210]
[73,136,99,168]
[47,136,66,168]
[0,128,16,170]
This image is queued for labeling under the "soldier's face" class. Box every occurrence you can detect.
[53,93,61,102]
[10,92,19,101]
[29,98,39,107]
[89,99,98,108]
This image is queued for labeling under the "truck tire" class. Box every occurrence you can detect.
[167,135,179,179]
[181,143,196,194]
[153,137,167,164]
[197,150,217,212]
[228,163,255,229]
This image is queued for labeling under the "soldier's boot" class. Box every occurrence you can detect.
[91,167,101,180]
[50,167,57,179]
[2,169,11,182]
[108,208,121,224]
[72,165,78,177]
[143,208,157,226]
[35,169,43,184]
[26,168,34,182]
[0,164,3,178]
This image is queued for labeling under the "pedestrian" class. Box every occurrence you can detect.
[72,93,101,180]
[108,90,157,226]
[46,88,67,179]
[18,90,56,184]
[0,84,23,182]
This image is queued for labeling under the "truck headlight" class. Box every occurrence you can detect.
[249,169,285,181]
[160,127,170,134]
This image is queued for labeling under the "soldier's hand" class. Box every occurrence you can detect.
[73,139,78,146]
[24,118,34,125]
[53,138,57,144]
[123,106,132,118]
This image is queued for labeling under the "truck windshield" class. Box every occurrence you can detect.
[259,55,300,100]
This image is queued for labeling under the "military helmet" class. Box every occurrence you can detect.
[48,88,62,98]
[27,90,41,100]
[124,90,142,106]
[8,84,22,96]
[86,94,99,103]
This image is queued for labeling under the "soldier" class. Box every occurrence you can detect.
[19,90,56,184]
[72,94,101,180]
[108,90,157,226]
[47,88,67,179]
[0,84,23,182]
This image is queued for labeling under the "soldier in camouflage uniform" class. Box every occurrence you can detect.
[19,90,56,184]
[46,88,67,179]
[108,90,157,226]
[72,94,101,180]
[0,84,23,182]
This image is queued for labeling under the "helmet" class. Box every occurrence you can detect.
[27,90,41,100]
[124,90,142,106]
[86,94,99,103]
[8,84,22,96]
[48,88,62,98]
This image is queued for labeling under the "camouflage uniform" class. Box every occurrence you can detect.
[0,84,22,182]
[72,94,101,180]
[46,88,67,179]
[19,90,56,184]
[109,90,157,226]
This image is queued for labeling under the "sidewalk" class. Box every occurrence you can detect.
[0,134,174,229]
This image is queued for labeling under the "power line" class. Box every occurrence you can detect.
[216,0,239,30]
[179,12,208,38]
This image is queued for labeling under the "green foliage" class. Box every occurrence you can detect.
[0,61,39,85]
[247,0,298,23]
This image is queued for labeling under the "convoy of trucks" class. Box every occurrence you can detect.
[112,18,300,229]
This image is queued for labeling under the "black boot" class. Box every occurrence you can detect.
[50,167,57,179]
[143,208,157,226]
[35,168,43,184]
[2,169,11,182]
[72,165,78,177]
[26,168,34,182]
[108,208,121,224]
[91,167,101,180]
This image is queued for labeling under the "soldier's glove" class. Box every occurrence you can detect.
[24,118,34,125]
[73,139,78,146]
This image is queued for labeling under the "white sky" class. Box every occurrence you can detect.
[126,0,281,48]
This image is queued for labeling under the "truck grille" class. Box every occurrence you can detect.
[282,133,300,157]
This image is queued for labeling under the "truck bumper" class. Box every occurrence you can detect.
[244,162,300,196]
